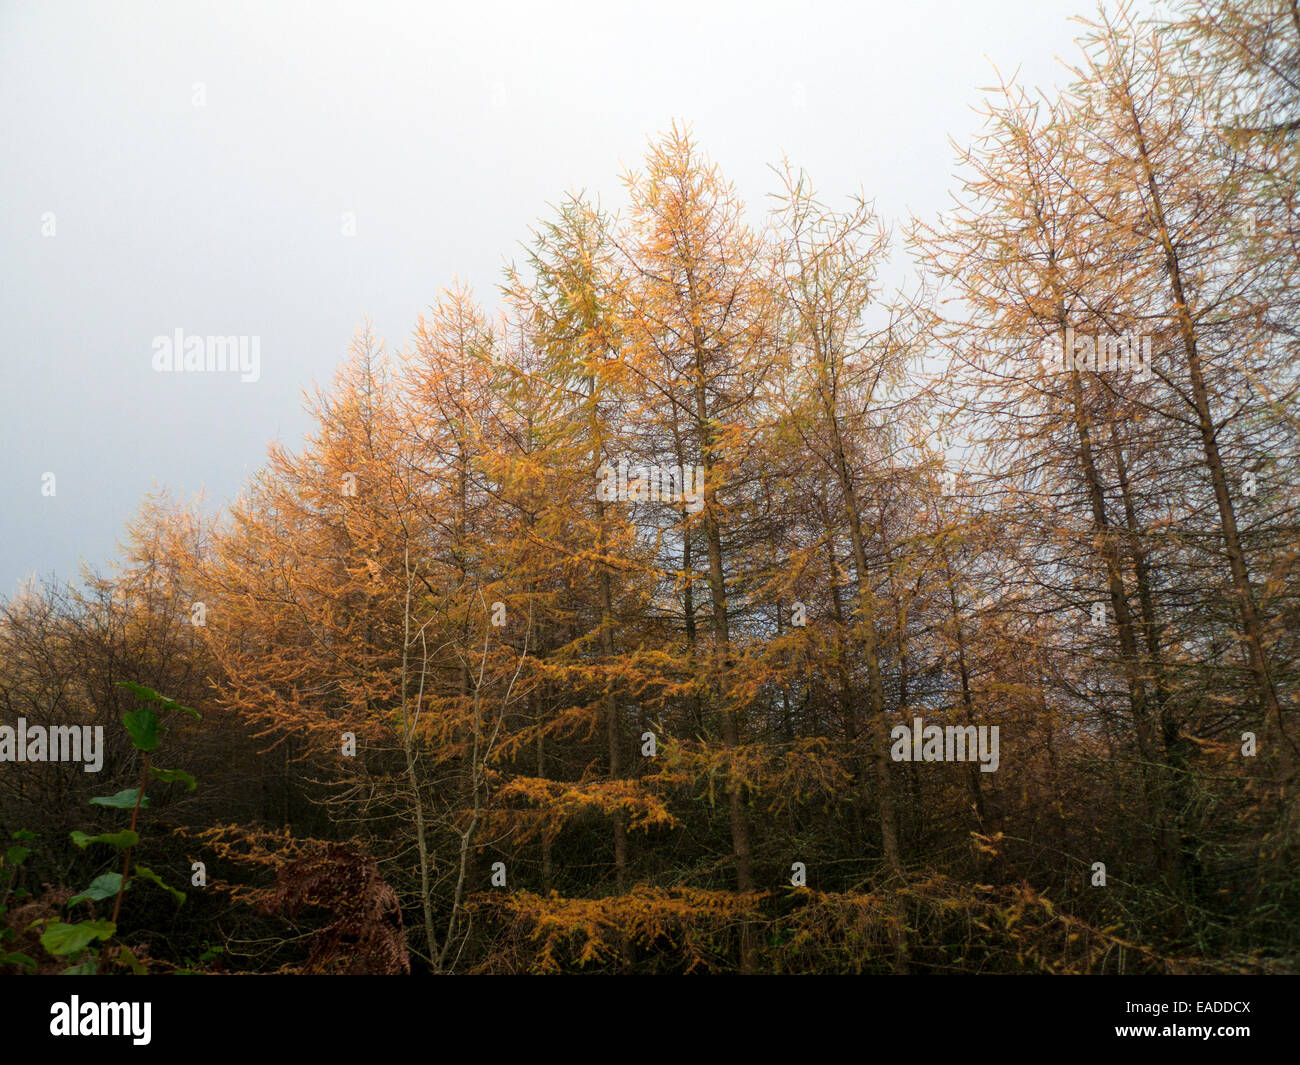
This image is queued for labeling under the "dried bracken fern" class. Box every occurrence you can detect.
[261,845,410,975]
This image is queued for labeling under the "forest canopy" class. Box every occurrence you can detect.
[2,0,1297,975]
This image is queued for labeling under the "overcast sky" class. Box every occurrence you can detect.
[0,0,1152,596]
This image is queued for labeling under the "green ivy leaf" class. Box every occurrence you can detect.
[60,960,98,975]
[158,695,200,720]
[40,919,115,956]
[115,681,200,720]
[89,789,149,810]
[149,766,197,791]
[70,829,139,850]
[134,865,185,906]
[11,829,36,842]
[0,950,37,972]
[115,680,162,704]
[4,845,30,866]
[122,706,160,752]
[116,945,147,975]
[68,874,125,907]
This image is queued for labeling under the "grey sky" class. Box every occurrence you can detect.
[1,0,1125,595]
